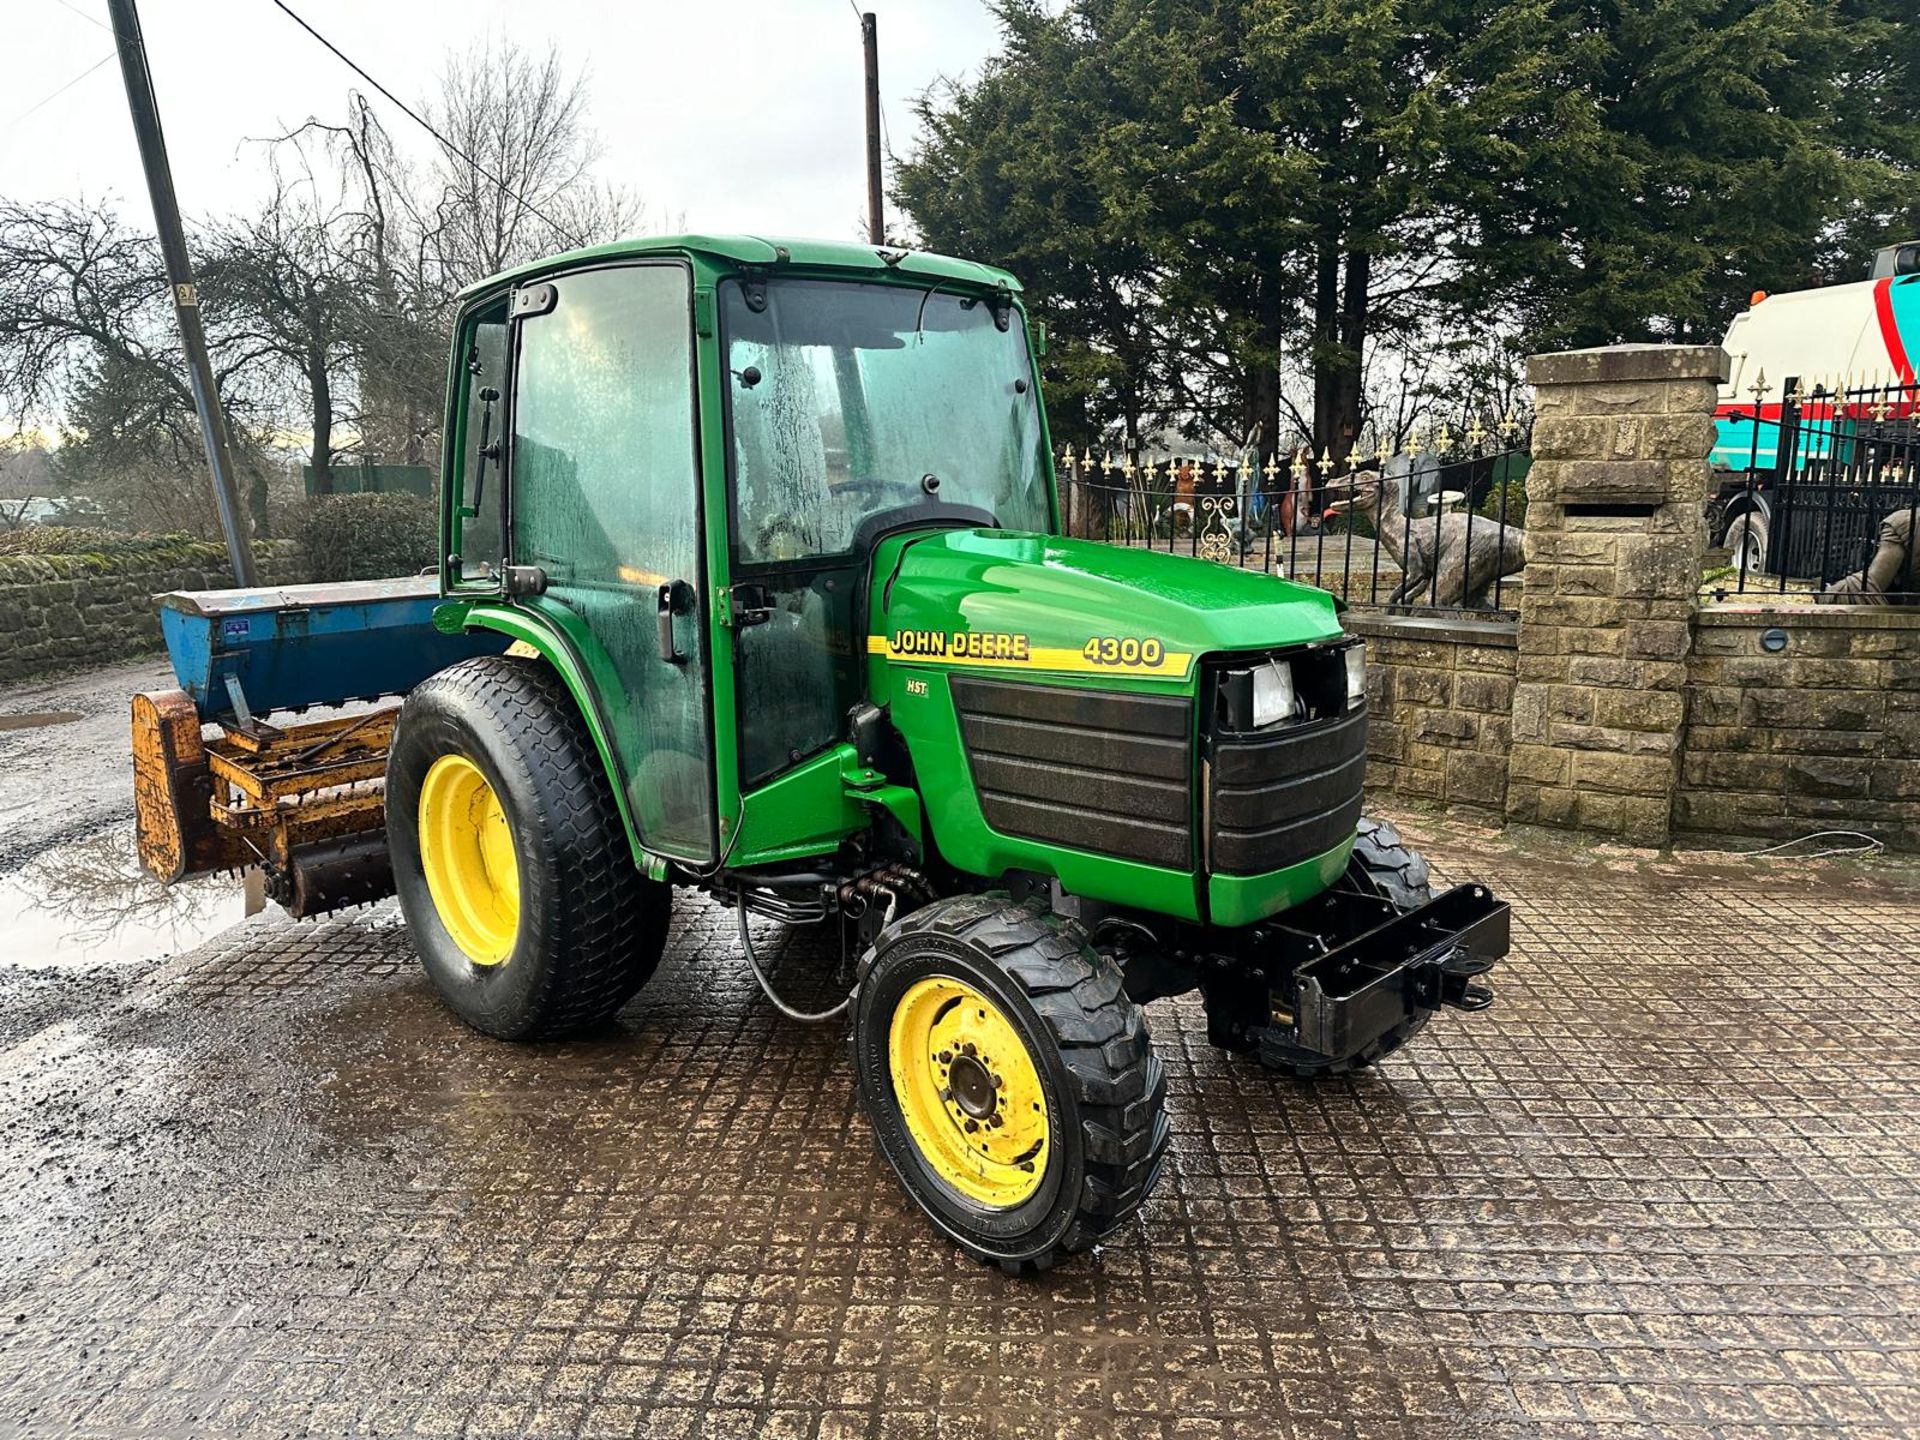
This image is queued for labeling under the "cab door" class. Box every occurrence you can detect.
[508,263,716,862]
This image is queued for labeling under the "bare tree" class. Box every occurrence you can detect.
[333,97,445,466]
[0,199,179,429]
[259,49,646,469]
[0,39,649,536]
[0,199,274,534]
[204,149,365,495]
[423,40,643,284]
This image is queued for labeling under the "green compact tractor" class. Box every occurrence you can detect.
[136,236,1506,1271]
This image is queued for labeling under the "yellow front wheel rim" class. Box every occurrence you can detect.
[417,753,520,966]
[887,977,1050,1208]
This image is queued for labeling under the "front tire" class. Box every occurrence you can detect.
[388,655,670,1040]
[1348,815,1432,912]
[853,896,1169,1273]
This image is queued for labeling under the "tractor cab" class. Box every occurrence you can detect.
[439,238,1055,866]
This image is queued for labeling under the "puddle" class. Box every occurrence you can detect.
[0,711,83,732]
[0,830,254,968]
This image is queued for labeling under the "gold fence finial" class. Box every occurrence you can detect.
[1435,423,1454,456]
[1498,407,1520,441]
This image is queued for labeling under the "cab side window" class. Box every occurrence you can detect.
[451,297,509,583]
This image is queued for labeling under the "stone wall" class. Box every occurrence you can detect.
[1341,340,1920,853]
[1680,607,1920,850]
[1504,345,1727,846]
[0,541,304,687]
[1346,613,1516,823]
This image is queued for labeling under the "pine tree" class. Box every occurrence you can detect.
[897,0,1914,458]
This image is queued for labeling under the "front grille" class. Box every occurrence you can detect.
[1207,704,1368,875]
[950,676,1192,869]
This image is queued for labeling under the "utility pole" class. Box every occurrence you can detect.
[107,0,257,587]
[862,12,884,245]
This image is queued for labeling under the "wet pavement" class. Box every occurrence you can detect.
[0,658,176,876]
[0,807,1916,1438]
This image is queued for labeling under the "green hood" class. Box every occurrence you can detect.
[866,528,1342,685]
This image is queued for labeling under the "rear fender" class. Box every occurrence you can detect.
[436,601,657,875]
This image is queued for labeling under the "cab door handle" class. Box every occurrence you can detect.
[657,581,689,664]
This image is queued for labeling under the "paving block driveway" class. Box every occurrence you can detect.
[1,819,1917,1439]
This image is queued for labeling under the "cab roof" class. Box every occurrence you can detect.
[458,234,1022,302]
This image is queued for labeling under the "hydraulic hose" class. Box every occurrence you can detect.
[734,892,855,1024]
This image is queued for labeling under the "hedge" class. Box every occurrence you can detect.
[290,494,439,583]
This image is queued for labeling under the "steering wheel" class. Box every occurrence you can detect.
[754,516,815,563]
[754,477,922,562]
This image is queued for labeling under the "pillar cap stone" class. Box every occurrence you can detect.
[1527,344,1731,387]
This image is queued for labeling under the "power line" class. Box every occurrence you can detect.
[50,0,114,33]
[7,50,116,130]
[263,0,582,247]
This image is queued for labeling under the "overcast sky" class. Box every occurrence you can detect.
[5,0,1005,242]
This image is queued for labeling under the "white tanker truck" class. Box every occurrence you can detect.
[1709,242,1920,576]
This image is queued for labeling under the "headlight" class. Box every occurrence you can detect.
[1253,660,1298,728]
[1344,645,1366,708]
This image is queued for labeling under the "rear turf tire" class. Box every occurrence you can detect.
[388,655,670,1040]
[853,896,1169,1273]
[1258,816,1435,1078]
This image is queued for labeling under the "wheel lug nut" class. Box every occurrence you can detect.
[964,1119,979,1133]
[938,1050,952,1064]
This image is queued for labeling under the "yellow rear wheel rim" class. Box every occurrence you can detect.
[418,753,520,966]
[887,977,1049,1208]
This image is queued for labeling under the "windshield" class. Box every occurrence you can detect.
[723,278,1051,564]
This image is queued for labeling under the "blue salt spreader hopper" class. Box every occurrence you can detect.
[155,576,506,723]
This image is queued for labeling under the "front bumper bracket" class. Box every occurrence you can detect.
[1287,884,1510,1061]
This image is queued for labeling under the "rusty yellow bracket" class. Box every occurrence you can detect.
[133,690,398,916]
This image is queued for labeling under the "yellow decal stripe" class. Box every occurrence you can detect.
[866,634,1193,680]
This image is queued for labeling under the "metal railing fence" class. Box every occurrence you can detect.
[1715,373,1920,603]
[1058,416,1530,618]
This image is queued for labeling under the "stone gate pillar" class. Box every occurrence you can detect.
[1504,344,1728,845]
